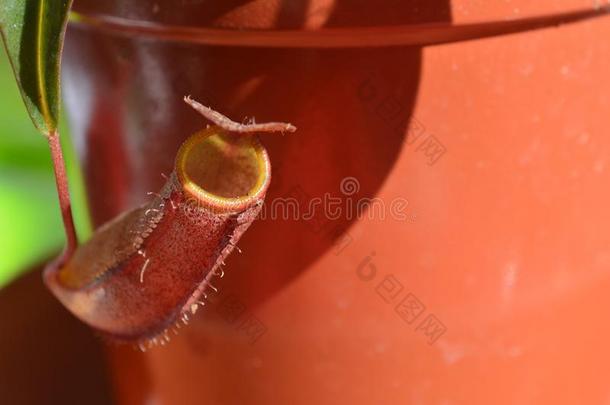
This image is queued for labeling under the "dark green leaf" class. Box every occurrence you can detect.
[0,0,73,136]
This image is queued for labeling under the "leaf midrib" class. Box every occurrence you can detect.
[36,0,52,133]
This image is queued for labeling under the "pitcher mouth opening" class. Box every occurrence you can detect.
[176,127,271,213]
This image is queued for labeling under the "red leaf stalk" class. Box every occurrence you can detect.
[48,131,78,266]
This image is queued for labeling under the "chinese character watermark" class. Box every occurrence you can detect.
[357,74,447,166]
[355,252,447,345]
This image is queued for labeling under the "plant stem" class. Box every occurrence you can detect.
[48,131,78,265]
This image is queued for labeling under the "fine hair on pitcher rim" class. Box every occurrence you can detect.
[176,126,271,213]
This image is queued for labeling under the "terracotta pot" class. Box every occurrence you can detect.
[62,1,610,404]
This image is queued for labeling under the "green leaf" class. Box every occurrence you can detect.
[0,0,73,136]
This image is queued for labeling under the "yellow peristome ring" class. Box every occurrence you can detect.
[176,126,271,213]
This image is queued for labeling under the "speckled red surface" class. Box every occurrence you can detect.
[45,169,265,343]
